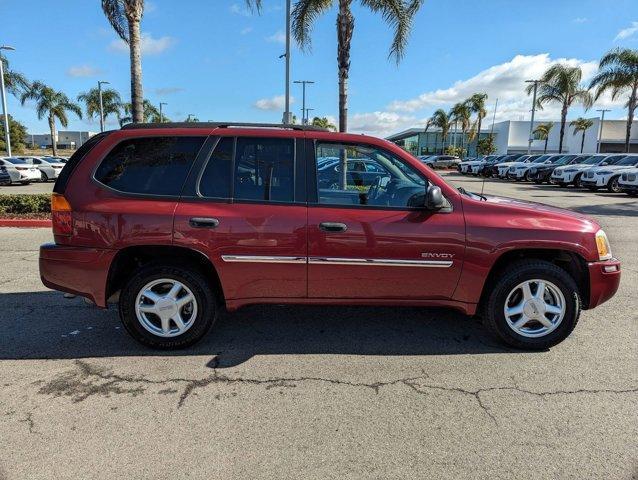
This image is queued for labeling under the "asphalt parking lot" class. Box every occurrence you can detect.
[0,181,53,195]
[0,172,636,479]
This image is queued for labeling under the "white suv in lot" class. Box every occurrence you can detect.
[0,157,41,184]
[496,154,536,178]
[580,155,638,192]
[507,154,555,180]
[550,154,624,188]
[619,168,638,196]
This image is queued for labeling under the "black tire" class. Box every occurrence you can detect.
[482,260,581,350]
[573,173,583,188]
[41,171,48,182]
[523,172,530,181]
[533,179,543,184]
[119,262,217,349]
[558,183,567,188]
[608,176,621,193]
[20,181,30,185]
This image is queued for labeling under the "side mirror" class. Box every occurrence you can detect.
[601,162,608,166]
[425,185,445,210]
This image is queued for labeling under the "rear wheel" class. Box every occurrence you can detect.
[40,171,48,182]
[608,176,621,193]
[119,263,217,349]
[482,260,580,350]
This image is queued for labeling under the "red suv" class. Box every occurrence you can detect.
[40,123,621,350]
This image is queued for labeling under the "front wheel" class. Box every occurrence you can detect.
[41,171,48,182]
[573,173,583,188]
[482,260,581,350]
[119,263,217,349]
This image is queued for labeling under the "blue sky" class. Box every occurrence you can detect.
[1,0,637,136]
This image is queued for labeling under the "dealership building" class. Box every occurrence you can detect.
[387,119,638,156]
[25,130,97,150]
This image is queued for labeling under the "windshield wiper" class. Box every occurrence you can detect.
[458,186,487,201]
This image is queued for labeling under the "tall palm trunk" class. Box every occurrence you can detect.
[48,114,57,156]
[475,116,482,155]
[558,101,568,153]
[625,85,637,153]
[580,131,585,153]
[544,137,548,154]
[128,15,144,124]
[337,0,353,133]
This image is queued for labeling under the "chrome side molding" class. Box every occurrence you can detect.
[221,255,306,264]
[221,255,453,268]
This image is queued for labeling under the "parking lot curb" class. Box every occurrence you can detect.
[0,219,52,228]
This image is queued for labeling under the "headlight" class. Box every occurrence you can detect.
[595,229,612,261]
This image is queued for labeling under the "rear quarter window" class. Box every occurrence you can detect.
[95,136,205,196]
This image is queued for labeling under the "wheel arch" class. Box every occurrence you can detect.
[478,248,591,312]
[106,245,225,306]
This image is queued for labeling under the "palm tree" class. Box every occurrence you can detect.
[20,82,82,156]
[430,109,450,153]
[118,99,161,125]
[465,93,488,153]
[1,54,29,97]
[449,102,471,155]
[311,116,337,131]
[292,0,423,132]
[570,117,594,153]
[527,64,592,153]
[533,122,554,154]
[77,87,122,125]
[589,48,638,153]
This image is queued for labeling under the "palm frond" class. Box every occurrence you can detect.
[291,0,333,50]
[102,0,129,42]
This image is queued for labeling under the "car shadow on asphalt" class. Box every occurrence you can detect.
[570,201,638,217]
[0,291,517,367]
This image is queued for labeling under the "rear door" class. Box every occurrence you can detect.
[173,133,308,300]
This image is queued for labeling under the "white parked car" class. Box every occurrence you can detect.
[506,154,556,181]
[17,156,64,182]
[619,167,638,196]
[459,155,492,174]
[0,157,41,184]
[580,155,638,192]
[493,154,534,178]
[550,154,625,187]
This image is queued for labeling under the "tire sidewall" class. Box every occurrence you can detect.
[119,264,216,349]
[486,263,580,349]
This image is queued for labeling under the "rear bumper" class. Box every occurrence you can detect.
[586,259,621,309]
[39,243,116,307]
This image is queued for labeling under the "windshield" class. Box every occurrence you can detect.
[615,156,638,166]
[553,155,576,166]
[532,155,551,163]
[579,155,603,165]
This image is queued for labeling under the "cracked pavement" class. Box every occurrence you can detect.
[0,174,636,479]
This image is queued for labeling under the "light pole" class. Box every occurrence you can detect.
[97,80,109,132]
[596,109,611,153]
[0,45,15,156]
[293,80,315,124]
[305,108,314,124]
[525,79,541,155]
[282,0,292,124]
[159,102,167,123]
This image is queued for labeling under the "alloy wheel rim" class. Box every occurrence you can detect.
[135,278,198,338]
[504,279,566,338]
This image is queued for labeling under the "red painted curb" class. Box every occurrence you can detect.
[0,219,52,228]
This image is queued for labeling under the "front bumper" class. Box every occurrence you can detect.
[586,259,621,309]
[39,243,116,307]
[581,177,607,188]
[619,183,638,194]
[529,170,552,182]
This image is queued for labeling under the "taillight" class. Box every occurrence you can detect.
[51,193,72,236]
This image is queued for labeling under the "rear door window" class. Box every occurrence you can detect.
[198,137,233,198]
[95,136,205,196]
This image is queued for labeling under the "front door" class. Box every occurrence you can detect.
[173,134,307,300]
[307,141,465,300]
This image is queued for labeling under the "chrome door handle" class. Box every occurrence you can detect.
[189,217,220,228]
[319,222,347,232]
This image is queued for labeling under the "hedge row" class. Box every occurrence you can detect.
[0,194,51,215]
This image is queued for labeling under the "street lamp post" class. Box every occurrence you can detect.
[525,79,541,155]
[305,108,314,124]
[159,102,167,123]
[0,45,16,156]
[293,80,315,124]
[596,109,611,153]
[97,80,110,132]
[282,0,292,124]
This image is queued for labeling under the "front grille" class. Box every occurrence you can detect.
[628,174,636,182]
[585,172,594,178]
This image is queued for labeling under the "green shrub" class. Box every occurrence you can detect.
[0,194,51,215]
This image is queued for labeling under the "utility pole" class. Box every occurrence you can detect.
[305,108,314,124]
[596,109,611,153]
[0,45,15,156]
[97,80,109,132]
[159,102,167,123]
[293,80,315,124]
[281,0,292,124]
[525,79,541,155]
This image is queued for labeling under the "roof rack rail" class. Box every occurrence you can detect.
[120,122,329,132]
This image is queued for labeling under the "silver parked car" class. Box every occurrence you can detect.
[18,156,65,182]
[0,157,41,184]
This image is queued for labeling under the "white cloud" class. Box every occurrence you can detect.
[254,94,294,111]
[614,21,638,41]
[240,26,253,35]
[572,17,588,24]
[348,111,422,137]
[266,30,286,44]
[153,87,184,95]
[109,32,176,55]
[145,1,157,13]
[66,65,104,77]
